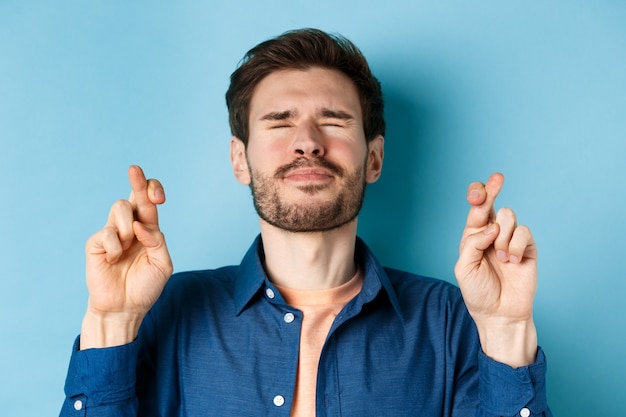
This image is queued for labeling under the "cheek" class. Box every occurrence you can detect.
[248,132,303,163]
[246,145,284,174]
[332,141,368,166]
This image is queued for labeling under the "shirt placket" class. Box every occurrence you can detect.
[263,284,302,415]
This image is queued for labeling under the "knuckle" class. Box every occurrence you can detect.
[101,225,120,240]
[515,224,532,239]
[109,201,135,229]
[497,207,514,217]
[147,178,161,188]
[496,208,517,226]
[111,199,133,212]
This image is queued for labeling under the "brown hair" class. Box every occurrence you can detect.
[225,28,385,146]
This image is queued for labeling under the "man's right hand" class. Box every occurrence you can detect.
[80,165,173,349]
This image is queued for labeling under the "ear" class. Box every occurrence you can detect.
[230,137,251,185]
[365,135,384,184]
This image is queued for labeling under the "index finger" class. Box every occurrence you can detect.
[464,172,504,230]
[127,165,162,227]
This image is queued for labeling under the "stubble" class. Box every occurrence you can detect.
[248,157,367,233]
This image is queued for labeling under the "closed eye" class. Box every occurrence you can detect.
[261,110,296,130]
[319,109,354,129]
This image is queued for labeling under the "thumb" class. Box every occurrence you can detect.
[132,221,173,275]
[133,221,163,249]
[455,223,499,277]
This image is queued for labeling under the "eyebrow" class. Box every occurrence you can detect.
[320,109,354,121]
[260,110,295,121]
[260,108,355,122]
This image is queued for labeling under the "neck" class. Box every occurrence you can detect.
[259,219,359,290]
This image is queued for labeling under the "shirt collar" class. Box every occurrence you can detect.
[233,235,268,315]
[233,234,404,321]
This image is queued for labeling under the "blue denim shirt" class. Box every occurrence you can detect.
[61,236,550,417]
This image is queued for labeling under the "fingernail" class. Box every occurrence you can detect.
[509,255,520,264]
[469,190,480,200]
[496,250,508,261]
[155,188,165,199]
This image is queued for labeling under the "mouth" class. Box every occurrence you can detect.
[283,167,335,183]
[275,158,343,182]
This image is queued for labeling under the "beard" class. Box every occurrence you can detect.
[248,156,367,233]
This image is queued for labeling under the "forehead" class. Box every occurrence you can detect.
[249,67,362,120]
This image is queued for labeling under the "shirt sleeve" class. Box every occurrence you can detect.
[478,346,552,417]
[59,336,139,417]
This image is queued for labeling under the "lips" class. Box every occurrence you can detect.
[275,158,343,180]
[283,167,334,181]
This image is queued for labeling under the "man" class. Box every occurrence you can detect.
[60,29,550,416]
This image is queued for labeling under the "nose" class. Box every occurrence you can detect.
[291,121,324,157]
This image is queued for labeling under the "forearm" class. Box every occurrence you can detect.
[80,309,145,349]
[475,317,537,368]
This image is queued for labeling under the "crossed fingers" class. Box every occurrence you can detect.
[99,166,166,263]
[462,173,535,264]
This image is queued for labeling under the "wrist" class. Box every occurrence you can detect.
[80,309,145,349]
[475,317,538,368]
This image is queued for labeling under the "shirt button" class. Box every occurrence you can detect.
[520,408,531,417]
[73,399,83,411]
[283,312,295,323]
[273,395,285,407]
[265,288,275,299]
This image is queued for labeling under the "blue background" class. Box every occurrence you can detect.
[1,1,625,415]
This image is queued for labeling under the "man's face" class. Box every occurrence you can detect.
[231,67,383,233]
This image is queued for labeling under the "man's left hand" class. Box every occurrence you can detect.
[454,173,538,368]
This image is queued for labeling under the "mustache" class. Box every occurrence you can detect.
[274,157,344,179]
